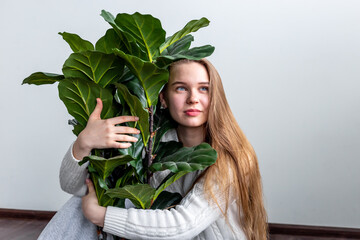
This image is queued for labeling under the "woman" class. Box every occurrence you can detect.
[40,59,267,240]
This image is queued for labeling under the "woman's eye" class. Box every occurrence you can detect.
[200,87,209,91]
[176,87,186,91]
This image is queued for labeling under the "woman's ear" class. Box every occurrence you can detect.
[159,92,168,109]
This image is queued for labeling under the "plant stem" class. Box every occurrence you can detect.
[146,106,154,184]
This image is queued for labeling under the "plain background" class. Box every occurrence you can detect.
[0,0,359,228]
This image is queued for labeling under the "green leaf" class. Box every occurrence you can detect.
[104,11,166,62]
[22,72,64,85]
[153,171,187,201]
[115,83,150,146]
[98,178,109,191]
[151,143,217,173]
[91,175,114,207]
[155,45,215,69]
[95,28,125,54]
[79,154,135,179]
[62,51,124,88]
[113,12,165,61]
[100,10,147,60]
[160,17,210,54]
[151,191,182,210]
[160,35,193,56]
[115,167,135,188]
[153,112,177,153]
[113,49,168,107]
[59,32,94,52]
[106,184,156,209]
[116,67,147,108]
[154,141,183,162]
[117,132,143,160]
[58,78,115,135]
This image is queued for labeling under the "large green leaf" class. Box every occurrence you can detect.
[103,11,165,62]
[119,70,147,109]
[58,78,115,135]
[59,32,94,52]
[22,72,64,85]
[159,17,210,54]
[154,141,183,162]
[113,49,168,107]
[151,191,182,210]
[160,35,193,56]
[151,143,217,173]
[100,10,147,60]
[153,171,187,201]
[62,51,124,88]
[115,83,150,146]
[117,132,143,160]
[153,112,177,153]
[92,175,114,207]
[114,12,165,61]
[106,184,156,209]
[116,67,147,108]
[95,28,125,54]
[79,154,134,178]
[155,45,215,69]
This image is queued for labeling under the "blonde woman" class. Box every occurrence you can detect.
[40,59,267,240]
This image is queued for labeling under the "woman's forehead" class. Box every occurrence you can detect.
[169,61,209,84]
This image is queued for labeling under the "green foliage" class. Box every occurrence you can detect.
[22,72,64,85]
[62,51,124,88]
[113,49,168,107]
[59,32,94,52]
[159,17,210,53]
[22,10,216,210]
[58,78,115,135]
[115,83,150,145]
[151,143,217,173]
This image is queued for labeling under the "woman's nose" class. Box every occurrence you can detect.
[187,91,199,104]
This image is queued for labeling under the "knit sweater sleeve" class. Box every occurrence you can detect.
[102,180,225,240]
[59,143,89,196]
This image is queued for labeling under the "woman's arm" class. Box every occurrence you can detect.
[83,178,228,240]
[59,98,140,196]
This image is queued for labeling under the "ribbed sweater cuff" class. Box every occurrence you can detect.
[103,206,128,237]
[62,143,88,170]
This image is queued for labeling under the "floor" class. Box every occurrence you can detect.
[270,234,353,240]
[0,217,358,240]
[0,218,48,240]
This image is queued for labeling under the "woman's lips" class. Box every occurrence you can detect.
[185,109,201,116]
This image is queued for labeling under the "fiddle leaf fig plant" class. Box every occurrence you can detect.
[23,10,217,212]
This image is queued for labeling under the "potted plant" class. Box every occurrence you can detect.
[23,10,217,238]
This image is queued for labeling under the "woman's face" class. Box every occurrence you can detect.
[160,61,210,129]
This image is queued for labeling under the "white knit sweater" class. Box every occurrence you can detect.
[59,129,246,240]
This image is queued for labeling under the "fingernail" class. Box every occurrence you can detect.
[86,179,90,184]
[135,117,139,120]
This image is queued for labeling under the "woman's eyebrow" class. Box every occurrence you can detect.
[171,81,186,86]
[170,81,209,86]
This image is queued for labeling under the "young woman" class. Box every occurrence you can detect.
[39,59,267,240]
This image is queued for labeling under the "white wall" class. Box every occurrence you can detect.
[1,0,359,228]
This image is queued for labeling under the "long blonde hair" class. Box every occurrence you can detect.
[169,59,268,239]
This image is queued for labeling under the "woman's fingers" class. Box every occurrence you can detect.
[114,134,138,143]
[85,178,95,194]
[114,126,140,135]
[107,115,139,125]
[89,98,103,121]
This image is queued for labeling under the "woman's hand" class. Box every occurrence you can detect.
[73,98,140,160]
[82,179,106,227]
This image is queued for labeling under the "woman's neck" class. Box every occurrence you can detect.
[176,125,206,147]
